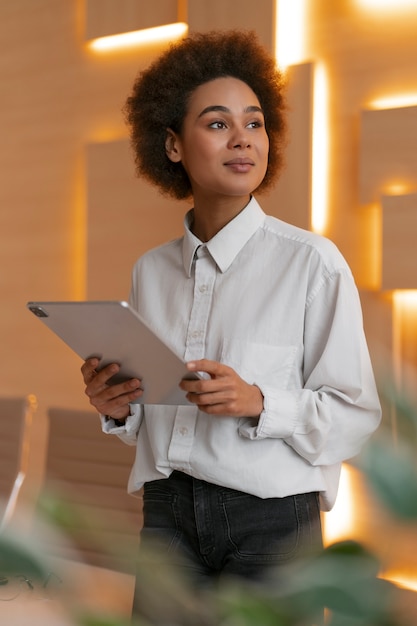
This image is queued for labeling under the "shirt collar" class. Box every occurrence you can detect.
[182,196,265,277]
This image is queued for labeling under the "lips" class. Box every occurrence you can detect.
[224,157,255,173]
[224,158,255,166]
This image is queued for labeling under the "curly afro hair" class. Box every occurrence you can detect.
[124,30,287,200]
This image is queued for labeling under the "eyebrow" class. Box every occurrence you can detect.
[198,105,264,118]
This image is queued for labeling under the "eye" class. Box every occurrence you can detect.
[208,120,227,129]
[247,119,265,129]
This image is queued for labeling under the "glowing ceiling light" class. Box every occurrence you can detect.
[89,22,188,52]
[311,63,329,235]
[275,0,307,69]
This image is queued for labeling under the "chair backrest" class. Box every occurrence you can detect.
[0,395,37,531]
[37,407,142,572]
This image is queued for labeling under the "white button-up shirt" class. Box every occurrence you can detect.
[103,196,381,510]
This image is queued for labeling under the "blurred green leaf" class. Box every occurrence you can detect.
[359,437,417,519]
[0,534,49,580]
[78,614,137,626]
[381,384,417,444]
[285,541,392,618]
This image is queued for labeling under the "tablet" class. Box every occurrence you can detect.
[26,300,200,405]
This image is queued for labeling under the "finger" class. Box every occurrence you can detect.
[96,384,143,415]
[87,380,143,417]
[81,357,100,383]
[86,371,141,402]
[186,387,236,407]
[180,376,224,394]
[186,359,228,378]
[86,363,121,392]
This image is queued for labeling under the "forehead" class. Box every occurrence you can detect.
[187,76,261,112]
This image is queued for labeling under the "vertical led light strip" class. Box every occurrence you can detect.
[275,0,306,69]
[393,290,417,400]
[276,1,329,235]
[311,63,329,234]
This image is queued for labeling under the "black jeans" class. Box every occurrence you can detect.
[133,471,322,620]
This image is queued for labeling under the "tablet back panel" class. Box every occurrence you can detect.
[27,300,196,405]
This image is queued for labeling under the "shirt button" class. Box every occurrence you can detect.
[178,427,188,436]
[199,284,208,293]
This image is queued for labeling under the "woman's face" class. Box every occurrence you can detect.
[166,77,269,203]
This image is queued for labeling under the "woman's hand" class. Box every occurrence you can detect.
[81,357,143,421]
[179,359,263,419]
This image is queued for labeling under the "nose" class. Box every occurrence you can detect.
[228,126,251,149]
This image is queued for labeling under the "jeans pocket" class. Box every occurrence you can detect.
[220,491,316,563]
[141,481,182,553]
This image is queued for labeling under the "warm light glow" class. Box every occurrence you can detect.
[275,0,307,69]
[362,202,382,290]
[88,22,188,52]
[355,0,417,8]
[311,63,330,235]
[275,1,330,235]
[384,183,412,195]
[71,155,87,299]
[380,180,416,198]
[322,465,355,545]
[392,290,417,414]
[382,572,417,593]
[393,290,417,309]
[89,126,129,145]
[369,94,417,110]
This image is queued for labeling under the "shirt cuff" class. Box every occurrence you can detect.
[100,403,143,437]
[238,386,298,440]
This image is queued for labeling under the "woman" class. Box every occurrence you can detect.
[81,29,381,604]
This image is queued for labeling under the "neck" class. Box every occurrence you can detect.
[191,194,251,242]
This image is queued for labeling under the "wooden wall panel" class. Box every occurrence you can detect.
[0,1,183,414]
[260,62,313,230]
[360,106,417,205]
[359,290,394,384]
[86,0,178,40]
[188,0,275,51]
[382,193,417,290]
[86,140,186,300]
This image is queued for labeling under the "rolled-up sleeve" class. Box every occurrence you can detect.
[240,269,381,466]
[100,402,143,445]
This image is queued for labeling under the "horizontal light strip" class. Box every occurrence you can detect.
[382,573,417,593]
[88,22,188,52]
[369,93,417,110]
[355,0,417,8]
[356,0,417,7]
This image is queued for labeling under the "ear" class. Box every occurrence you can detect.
[165,129,182,163]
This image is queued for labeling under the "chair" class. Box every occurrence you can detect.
[37,407,142,573]
[0,395,37,531]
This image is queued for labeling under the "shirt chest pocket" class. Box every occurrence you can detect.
[220,340,297,389]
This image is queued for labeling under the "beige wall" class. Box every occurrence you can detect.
[1,0,417,577]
